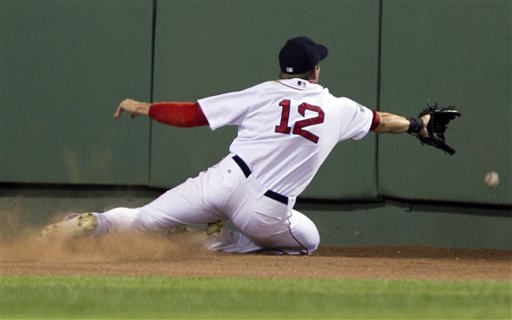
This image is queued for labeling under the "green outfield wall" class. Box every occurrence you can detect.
[1,1,510,249]
[379,1,511,206]
[1,0,153,185]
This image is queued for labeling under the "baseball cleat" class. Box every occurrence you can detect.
[206,220,224,237]
[40,212,98,239]
[168,221,224,237]
[168,225,193,234]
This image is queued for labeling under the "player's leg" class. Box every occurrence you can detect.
[41,188,218,239]
[92,207,139,235]
[206,207,319,255]
[41,155,239,239]
[41,178,220,238]
[206,173,320,255]
[92,172,228,235]
[129,155,245,232]
[240,203,319,255]
[269,208,320,255]
[204,225,264,253]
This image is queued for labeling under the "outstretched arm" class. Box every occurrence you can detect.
[113,98,209,127]
[371,111,430,138]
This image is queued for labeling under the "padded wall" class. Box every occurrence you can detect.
[379,1,511,205]
[2,1,509,206]
[150,0,380,199]
[1,1,153,184]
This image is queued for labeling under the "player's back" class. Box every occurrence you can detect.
[227,79,371,197]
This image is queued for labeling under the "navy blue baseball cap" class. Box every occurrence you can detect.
[279,36,328,74]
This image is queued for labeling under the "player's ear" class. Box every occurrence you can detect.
[309,65,320,83]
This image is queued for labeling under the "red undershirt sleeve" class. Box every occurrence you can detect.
[370,110,380,131]
[148,102,209,127]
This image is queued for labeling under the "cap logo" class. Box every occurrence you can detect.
[286,67,294,73]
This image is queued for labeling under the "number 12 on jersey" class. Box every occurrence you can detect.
[275,99,325,144]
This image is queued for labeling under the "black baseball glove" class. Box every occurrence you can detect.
[411,103,461,155]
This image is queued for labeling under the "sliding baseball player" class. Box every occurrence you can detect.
[41,36,460,254]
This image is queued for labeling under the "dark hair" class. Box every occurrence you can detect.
[278,69,314,81]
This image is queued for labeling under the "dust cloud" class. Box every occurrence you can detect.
[1,210,211,263]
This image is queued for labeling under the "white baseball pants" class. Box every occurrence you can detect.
[92,155,320,255]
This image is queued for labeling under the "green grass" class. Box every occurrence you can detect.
[1,276,510,319]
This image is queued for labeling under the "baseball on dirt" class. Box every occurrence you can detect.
[484,171,499,188]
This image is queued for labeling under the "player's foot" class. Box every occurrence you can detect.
[170,221,223,237]
[168,225,192,234]
[206,220,224,237]
[40,212,98,239]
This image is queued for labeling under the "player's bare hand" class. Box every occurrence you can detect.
[419,114,430,138]
[113,99,150,120]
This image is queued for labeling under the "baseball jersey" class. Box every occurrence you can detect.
[198,79,373,198]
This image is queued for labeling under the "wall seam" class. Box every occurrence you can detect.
[148,0,158,186]
[375,0,384,197]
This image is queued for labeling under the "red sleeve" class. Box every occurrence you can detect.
[148,102,209,127]
[370,110,380,131]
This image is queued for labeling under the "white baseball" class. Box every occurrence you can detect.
[484,171,499,188]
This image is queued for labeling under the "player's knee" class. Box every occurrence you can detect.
[295,214,320,254]
[302,229,320,254]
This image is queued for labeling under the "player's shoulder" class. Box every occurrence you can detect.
[328,96,369,112]
[238,80,276,93]
[322,95,352,107]
[336,96,357,104]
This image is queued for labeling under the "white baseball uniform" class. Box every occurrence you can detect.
[93,79,373,254]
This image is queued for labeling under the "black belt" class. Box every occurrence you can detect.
[232,155,288,205]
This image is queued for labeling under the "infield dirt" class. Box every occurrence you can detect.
[1,230,510,280]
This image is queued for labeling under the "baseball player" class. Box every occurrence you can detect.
[41,36,451,255]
